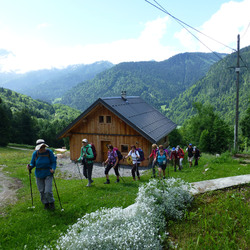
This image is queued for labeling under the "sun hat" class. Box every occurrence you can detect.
[82,138,88,143]
[35,139,49,150]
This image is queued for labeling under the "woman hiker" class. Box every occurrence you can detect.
[154,145,169,179]
[103,144,120,184]
[148,143,158,178]
[77,138,94,187]
[27,139,57,210]
[124,145,140,181]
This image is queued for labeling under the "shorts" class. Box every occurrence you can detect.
[158,164,166,170]
[188,156,193,162]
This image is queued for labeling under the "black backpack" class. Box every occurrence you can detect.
[114,147,123,162]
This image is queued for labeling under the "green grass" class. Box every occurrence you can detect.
[0,147,249,249]
[167,185,250,249]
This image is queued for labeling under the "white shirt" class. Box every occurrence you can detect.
[128,150,140,164]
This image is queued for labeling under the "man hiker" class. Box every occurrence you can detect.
[193,146,201,166]
[103,144,120,184]
[186,143,194,167]
[78,138,94,187]
[27,139,57,210]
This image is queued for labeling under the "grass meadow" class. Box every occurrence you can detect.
[0,147,249,249]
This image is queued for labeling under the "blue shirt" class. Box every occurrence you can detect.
[156,151,167,165]
[30,149,57,178]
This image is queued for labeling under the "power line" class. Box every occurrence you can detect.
[145,0,236,58]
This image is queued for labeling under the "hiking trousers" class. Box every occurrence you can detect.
[132,163,140,178]
[105,163,120,176]
[36,175,55,204]
[83,162,93,181]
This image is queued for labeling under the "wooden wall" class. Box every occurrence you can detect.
[68,104,152,166]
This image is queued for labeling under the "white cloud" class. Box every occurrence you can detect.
[37,23,50,29]
[174,0,250,53]
[0,16,174,72]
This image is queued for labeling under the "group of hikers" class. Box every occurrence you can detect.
[26,138,201,211]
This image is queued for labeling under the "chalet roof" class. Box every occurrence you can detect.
[57,96,177,143]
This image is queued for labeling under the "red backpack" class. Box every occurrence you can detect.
[85,143,97,161]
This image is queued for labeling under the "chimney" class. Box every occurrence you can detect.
[121,90,127,101]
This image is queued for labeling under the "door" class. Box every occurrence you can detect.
[101,141,111,162]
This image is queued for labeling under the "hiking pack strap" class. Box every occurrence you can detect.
[35,149,50,162]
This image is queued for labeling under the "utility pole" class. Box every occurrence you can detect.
[234,34,240,152]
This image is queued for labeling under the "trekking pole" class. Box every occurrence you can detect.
[118,167,125,183]
[52,174,63,211]
[28,167,34,207]
[75,161,85,187]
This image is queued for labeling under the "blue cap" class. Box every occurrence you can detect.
[189,143,192,146]
[172,147,175,151]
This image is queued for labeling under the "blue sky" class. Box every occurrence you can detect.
[0,0,249,72]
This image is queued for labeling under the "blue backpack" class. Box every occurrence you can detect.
[136,148,145,162]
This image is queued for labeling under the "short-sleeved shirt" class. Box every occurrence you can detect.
[108,150,118,164]
[186,147,194,157]
[128,150,140,164]
[156,151,167,165]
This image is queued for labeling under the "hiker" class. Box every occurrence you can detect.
[27,139,57,210]
[78,138,94,187]
[170,147,180,172]
[148,144,158,178]
[186,143,194,167]
[176,145,184,169]
[103,144,120,184]
[154,145,169,179]
[124,145,140,181]
[193,146,201,166]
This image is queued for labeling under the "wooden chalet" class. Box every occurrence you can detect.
[57,93,177,166]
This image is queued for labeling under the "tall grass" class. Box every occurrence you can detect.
[0,147,249,249]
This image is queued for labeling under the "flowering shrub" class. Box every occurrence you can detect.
[45,178,193,249]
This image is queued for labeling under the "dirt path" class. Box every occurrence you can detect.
[0,166,23,211]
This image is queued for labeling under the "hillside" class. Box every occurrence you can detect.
[166,45,250,125]
[0,87,81,121]
[0,61,113,103]
[59,52,225,111]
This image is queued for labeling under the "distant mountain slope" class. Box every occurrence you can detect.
[166,46,250,125]
[60,52,225,111]
[0,87,81,121]
[0,61,113,103]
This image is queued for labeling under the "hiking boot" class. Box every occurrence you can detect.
[44,203,49,210]
[137,177,140,181]
[104,179,110,184]
[91,179,94,183]
[86,181,91,187]
[115,179,120,183]
[49,202,55,211]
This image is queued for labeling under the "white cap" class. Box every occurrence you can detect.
[35,139,49,150]
[82,138,88,143]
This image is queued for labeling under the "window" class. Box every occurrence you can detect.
[106,116,112,123]
[99,116,104,123]
[121,144,129,153]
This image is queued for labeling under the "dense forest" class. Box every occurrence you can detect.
[59,52,224,111]
[0,88,81,147]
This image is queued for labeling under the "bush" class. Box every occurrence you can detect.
[46,178,193,249]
